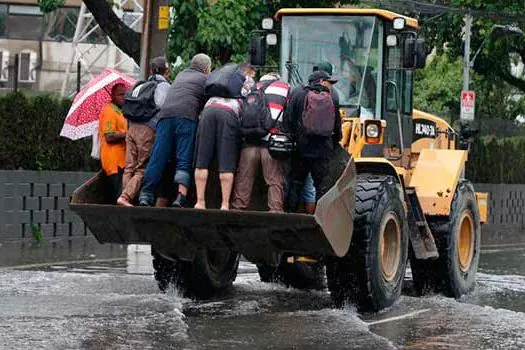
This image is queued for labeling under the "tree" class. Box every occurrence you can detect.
[39,0,141,64]
[82,0,142,64]
[168,0,360,68]
[366,0,525,93]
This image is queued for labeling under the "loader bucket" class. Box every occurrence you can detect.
[70,146,356,261]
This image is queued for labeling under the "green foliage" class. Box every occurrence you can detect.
[169,0,265,69]
[168,0,360,70]
[414,52,522,126]
[419,0,525,93]
[0,92,97,171]
[37,0,65,13]
[31,224,43,245]
[414,54,464,123]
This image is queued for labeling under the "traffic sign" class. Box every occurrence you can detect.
[460,90,476,121]
[158,6,170,30]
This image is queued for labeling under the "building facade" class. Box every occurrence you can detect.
[0,0,141,94]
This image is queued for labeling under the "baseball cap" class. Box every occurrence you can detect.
[259,72,281,82]
[150,56,168,73]
[308,70,338,85]
[313,61,333,76]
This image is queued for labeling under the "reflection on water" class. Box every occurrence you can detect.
[126,244,153,275]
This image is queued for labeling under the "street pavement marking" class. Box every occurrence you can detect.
[366,309,431,326]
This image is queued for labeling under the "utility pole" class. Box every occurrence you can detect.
[140,0,170,80]
[463,13,473,91]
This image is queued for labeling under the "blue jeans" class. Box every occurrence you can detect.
[139,117,197,203]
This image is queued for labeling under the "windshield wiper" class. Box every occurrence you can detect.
[286,34,303,86]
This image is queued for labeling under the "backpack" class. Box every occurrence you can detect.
[123,77,159,123]
[301,88,335,137]
[240,83,273,139]
[204,63,246,99]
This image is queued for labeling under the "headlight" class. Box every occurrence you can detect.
[366,123,380,138]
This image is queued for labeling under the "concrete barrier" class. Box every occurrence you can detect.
[0,170,95,241]
[0,170,523,246]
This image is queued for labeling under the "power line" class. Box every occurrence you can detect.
[359,0,525,24]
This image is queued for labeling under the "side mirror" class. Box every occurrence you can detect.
[402,38,416,68]
[403,38,427,69]
[249,36,266,67]
[415,39,427,69]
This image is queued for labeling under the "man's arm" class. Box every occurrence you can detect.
[100,108,126,144]
[154,82,170,107]
[284,87,304,137]
[332,93,342,144]
[105,132,126,144]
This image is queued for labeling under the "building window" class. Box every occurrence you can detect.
[44,8,79,42]
[0,5,7,37]
[8,5,44,40]
[0,49,9,82]
[18,50,37,83]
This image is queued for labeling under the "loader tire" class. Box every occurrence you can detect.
[257,264,280,283]
[152,250,178,293]
[257,257,326,290]
[152,248,240,299]
[278,257,326,290]
[326,174,408,312]
[411,180,480,298]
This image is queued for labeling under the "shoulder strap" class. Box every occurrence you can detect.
[270,109,284,129]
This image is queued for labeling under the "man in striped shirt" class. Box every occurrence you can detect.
[232,73,291,212]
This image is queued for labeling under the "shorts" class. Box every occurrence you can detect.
[194,107,240,173]
[284,171,316,204]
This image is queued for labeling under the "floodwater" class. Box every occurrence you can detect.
[1,243,525,349]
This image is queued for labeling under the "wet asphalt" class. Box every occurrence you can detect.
[0,242,525,350]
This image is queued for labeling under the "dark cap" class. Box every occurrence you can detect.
[308,70,338,85]
[313,61,333,75]
[150,56,168,74]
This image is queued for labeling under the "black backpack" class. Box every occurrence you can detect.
[123,77,160,123]
[240,83,273,139]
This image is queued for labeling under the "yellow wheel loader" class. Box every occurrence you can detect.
[70,8,488,312]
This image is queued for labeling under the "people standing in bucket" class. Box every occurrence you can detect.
[98,83,128,204]
[193,63,249,210]
[284,70,342,212]
[138,53,212,208]
[117,56,171,207]
[232,72,291,212]
[291,62,340,214]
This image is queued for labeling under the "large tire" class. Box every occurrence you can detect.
[256,255,326,290]
[152,248,240,299]
[152,250,178,293]
[410,180,480,298]
[256,264,280,283]
[278,256,326,290]
[326,174,409,312]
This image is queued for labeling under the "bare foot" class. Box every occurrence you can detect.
[220,206,229,211]
[117,197,133,207]
[194,203,206,210]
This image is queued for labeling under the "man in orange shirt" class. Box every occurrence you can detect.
[99,83,128,203]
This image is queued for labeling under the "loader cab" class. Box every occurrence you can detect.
[251,9,426,162]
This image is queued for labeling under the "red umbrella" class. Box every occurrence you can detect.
[60,68,136,140]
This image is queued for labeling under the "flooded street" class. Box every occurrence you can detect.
[1,243,525,349]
